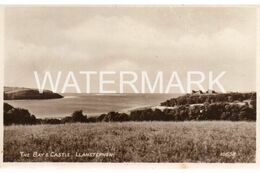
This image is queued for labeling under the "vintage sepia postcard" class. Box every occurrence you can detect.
[0,5,259,168]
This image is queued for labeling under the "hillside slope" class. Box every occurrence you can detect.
[4,86,63,100]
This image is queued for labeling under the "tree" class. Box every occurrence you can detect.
[71,110,87,122]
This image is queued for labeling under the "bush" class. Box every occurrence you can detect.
[87,116,98,123]
[71,110,87,122]
[97,111,130,122]
[40,118,62,124]
[61,116,73,123]
[61,110,87,123]
[4,103,13,112]
[4,103,38,125]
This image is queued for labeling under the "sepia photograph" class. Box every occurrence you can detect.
[1,6,257,163]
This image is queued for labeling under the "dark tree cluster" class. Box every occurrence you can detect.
[61,110,88,123]
[88,111,130,122]
[161,92,256,107]
[39,110,88,124]
[4,103,88,125]
[129,102,256,122]
[4,103,38,125]
[130,108,168,121]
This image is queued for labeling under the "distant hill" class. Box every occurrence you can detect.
[160,91,256,107]
[4,86,63,100]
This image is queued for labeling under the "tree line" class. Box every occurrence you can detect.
[4,101,256,125]
[161,92,256,107]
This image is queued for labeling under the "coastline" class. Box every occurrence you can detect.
[4,93,178,119]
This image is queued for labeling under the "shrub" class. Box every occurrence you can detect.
[87,116,98,123]
[61,110,87,123]
[4,103,38,125]
[97,112,130,122]
[4,103,13,112]
[71,110,87,122]
[41,118,62,124]
[61,116,73,123]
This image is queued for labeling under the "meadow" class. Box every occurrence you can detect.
[4,121,255,162]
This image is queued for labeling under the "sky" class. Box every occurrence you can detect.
[4,7,257,93]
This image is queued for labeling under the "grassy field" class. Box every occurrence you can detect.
[4,121,255,162]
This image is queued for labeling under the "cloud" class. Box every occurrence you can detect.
[62,15,254,70]
[4,10,256,91]
[64,16,165,46]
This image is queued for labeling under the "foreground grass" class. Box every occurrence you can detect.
[4,121,255,162]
